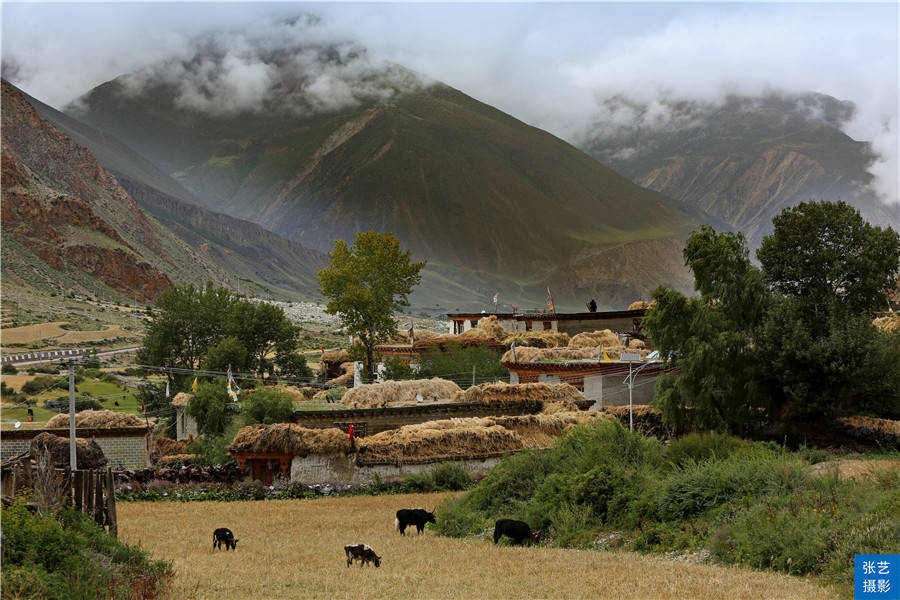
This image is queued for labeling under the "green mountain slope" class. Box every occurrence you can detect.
[581,93,899,246]
[68,66,699,310]
[13,81,329,301]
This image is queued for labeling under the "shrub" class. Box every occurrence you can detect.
[431,462,473,491]
[664,432,747,468]
[22,376,63,395]
[2,363,18,374]
[43,397,103,412]
[242,389,294,425]
[189,422,241,466]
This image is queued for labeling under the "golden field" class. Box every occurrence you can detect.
[2,321,131,345]
[118,493,837,600]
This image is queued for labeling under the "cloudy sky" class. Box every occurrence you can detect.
[2,2,898,206]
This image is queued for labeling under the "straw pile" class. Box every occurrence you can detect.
[475,315,507,340]
[153,435,194,457]
[47,409,145,428]
[628,338,648,349]
[157,454,195,465]
[227,423,351,457]
[358,411,610,462]
[502,331,570,348]
[171,392,191,407]
[602,405,667,437]
[452,382,584,408]
[342,378,462,408]
[327,362,354,385]
[321,350,349,363]
[501,346,603,363]
[386,328,439,344]
[873,315,900,334]
[30,432,108,468]
[840,416,900,437]
[628,300,657,310]
[296,387,319,400]
[569,329,620,348]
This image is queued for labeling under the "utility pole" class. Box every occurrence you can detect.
[67,358,77,470]
[472,365,476,388]
[621,354,659,433]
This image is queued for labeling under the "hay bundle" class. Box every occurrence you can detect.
[153,435,194,457]
[171,392,191,406]
[489,412,611,447]
[628,338,648,350]
[30,432,108,468]
[157,454,195,465]
[475,315,507,340]
[386,328,438,344]
[873,315,900,334]
[359,422,523,462]
[321,350,349,363]
[840,416,900,437]
[227,423,351,456]
[327,362,354,385]
[342,378,462,408]
[501,346,604,363]
[601,405,666,437]
[628,300,658,310]
[47,409,144,429]
[297,387,319,400]
[502,331,570,348]
[452,382,584,407]
[569,329,620,348]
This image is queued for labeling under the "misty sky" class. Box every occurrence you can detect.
[2,2,898,206]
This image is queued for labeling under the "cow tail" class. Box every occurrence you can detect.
[394,517,400,531]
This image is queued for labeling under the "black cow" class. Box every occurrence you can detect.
[344,544,381,567]
[213,527,239,550]
[395,508,435,535]
[493,519,539,545]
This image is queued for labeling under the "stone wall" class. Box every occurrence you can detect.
[0,427,150,469]
[290,453,503,487]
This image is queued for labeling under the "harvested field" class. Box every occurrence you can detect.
[453,382,584,410]
[341,378,461,408]
[117,494,837,600]
[228,423,351,457]
[1,321,69,343]
[358,411,607,462]
[568,329,620,348]
[502,330,569,348]
[46,409,145,428]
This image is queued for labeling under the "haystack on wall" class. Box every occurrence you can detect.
[0,427,150,469]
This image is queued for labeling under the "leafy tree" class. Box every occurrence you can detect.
[227,299,298,376]
[417,343,508,389]
[273,344,313,382]
[202,336,250,374]
[186,380,234,437]
[318,232,425,381]
[757,201,900,327]
[382,356,415,381]
[241,389,294,425]
[643,227,770,434]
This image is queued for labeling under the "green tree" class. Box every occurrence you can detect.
[202,336,250,374]
[241,389,294,425]
[643,226,770,434]
[757,201,900,327]
[318,232,425,381]
[186,380,234,437]
[417,343,508,389]
[227,299,298,377]
[382,356,415,381]
[273,343,313,382]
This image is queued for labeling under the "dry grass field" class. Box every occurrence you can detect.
[118,493,837,600]
[2,321,131,345]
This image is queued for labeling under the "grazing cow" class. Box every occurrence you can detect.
[493,519,539,546]
[213,528,239,550]
[395,508,436,535]
[344,544,381,568]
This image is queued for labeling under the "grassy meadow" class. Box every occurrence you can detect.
[118,493,836,600]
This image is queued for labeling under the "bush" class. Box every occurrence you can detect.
[189,422,241,466]
[2,363,18,374]
[664,433,747,468]
[22,376,64,395]
[431,462,473,491]
[242,389,294,425]
[1,499,173,598]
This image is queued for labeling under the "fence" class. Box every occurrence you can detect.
[1,456,118,537]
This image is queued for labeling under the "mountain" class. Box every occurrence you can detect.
[581,93,899,246]
[66,56,700,310]
[6,80,330,302]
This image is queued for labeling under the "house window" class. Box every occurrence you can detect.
[470,319,479,329]
[525,320,533,331]
[543,321,552,331]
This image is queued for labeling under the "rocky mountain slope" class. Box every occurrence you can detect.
[66,56,699,310]
[581,93,898,246]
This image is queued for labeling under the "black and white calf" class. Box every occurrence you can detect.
[213,528,239,550]
[344,544,382,568]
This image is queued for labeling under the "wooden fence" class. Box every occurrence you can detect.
[1,457,118,537]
